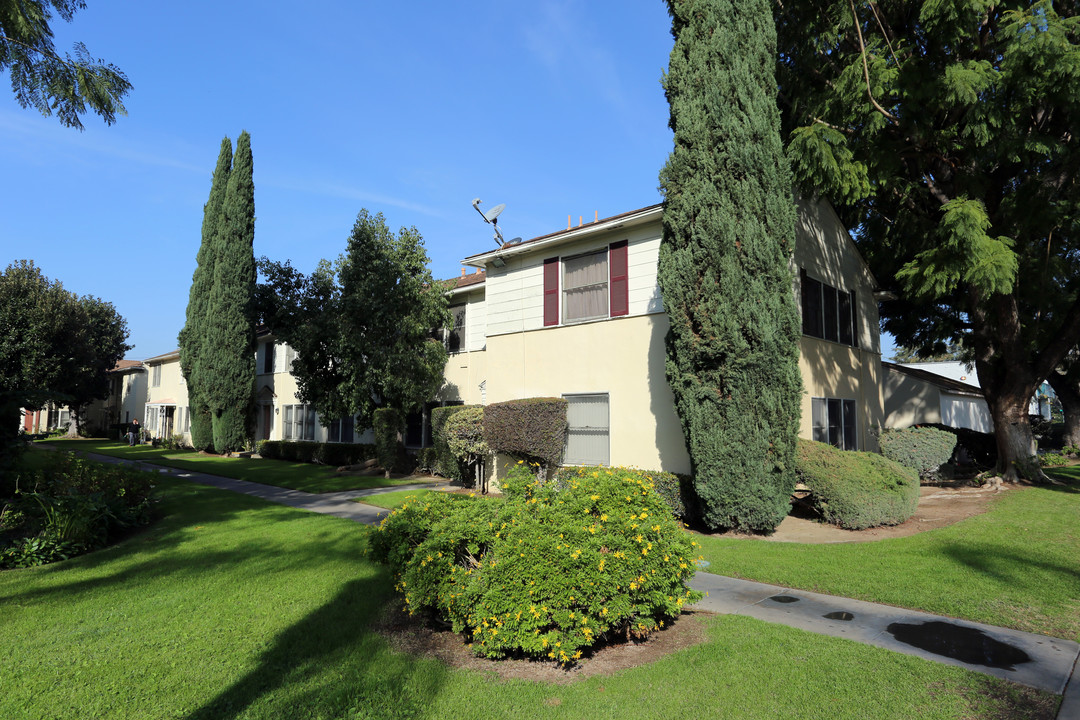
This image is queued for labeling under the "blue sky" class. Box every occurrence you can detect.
[1,0,895,361]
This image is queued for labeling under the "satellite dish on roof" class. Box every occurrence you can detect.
[503,237,522,248]
[471,198,514,248]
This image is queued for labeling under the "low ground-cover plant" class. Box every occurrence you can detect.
[369,463,702,663]
[797,439,920,530]
[0,452,156,568]
[879,426,957,483]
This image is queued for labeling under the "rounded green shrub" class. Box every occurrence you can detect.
[796,439,920,530]
[369,464,703,663]
[553,466,693,520]
[879,426,957,482]
[429,405,477,480]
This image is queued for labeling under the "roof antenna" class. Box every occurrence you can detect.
[471,198,521,248]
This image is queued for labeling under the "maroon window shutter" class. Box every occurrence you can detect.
[543,257,559,326]
[609,240,629,317]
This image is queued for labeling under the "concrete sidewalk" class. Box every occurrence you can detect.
[79,451,1080,718]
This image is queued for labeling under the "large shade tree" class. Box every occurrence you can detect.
[658,0,803,532]
[258,210,450,434]
[0,0,131,129]
[0,260,129,489]
[776,0,1080,482]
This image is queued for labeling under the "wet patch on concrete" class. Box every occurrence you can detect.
[823,611,854,621]
[886,621,1032,670]
[768,595,800,604]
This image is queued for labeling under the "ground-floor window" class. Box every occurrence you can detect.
[563,393,610,466]
[811,397,857,451]
[328,415,355,443]
[283,404,316,441]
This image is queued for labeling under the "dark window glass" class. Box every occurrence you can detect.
[822,285,839,342]
[838,291,853,346]
[405,410,424,448]
[447,305,466,352]
[842,400,857,451]
[802,275,823,338]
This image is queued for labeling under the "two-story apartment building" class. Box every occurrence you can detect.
[254,331,375,445]
[440,197,884,475]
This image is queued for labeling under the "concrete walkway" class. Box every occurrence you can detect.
[79,451,1080,718]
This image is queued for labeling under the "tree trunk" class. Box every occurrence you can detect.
[1047,369,1080,449]
[986,390,1044,483]
[65,408,83,438]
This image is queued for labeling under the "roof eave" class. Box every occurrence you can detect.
[462,204,663,268]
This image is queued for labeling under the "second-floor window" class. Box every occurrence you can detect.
[801,269,857,347]
[263,341,276,374]
[544,240,629,326]
[446,304,466,352]
[151,364,161,388]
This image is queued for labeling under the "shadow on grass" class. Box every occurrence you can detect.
[0,480,356,605]
[182,577,447,720]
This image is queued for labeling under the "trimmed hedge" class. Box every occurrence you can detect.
[369,463,703,664]
[430,405,477,480]
[879,426,957,483]
[553,466,694,520]
[257,440,376,466]
[796,439,920,530]
[483,397,567,471]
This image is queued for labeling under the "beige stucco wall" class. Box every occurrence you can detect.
[799,338,884,451]
[440,349,488,406]
[485,312,691,474]
[792,197,884,451]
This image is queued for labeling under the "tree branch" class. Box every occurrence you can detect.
[848,0,899,123]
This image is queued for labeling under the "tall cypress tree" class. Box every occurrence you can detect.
[204,131,257,453]
[179,137,232,452]
[658,0,802,532]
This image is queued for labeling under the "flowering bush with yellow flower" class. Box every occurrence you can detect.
[369,464,703,664]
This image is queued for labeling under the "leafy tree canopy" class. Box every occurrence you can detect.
[258,210,450,430]
[0,260,129,478]
[0,0,131,129]
[777,0,1080,479]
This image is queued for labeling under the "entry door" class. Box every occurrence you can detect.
[262,405,272,440]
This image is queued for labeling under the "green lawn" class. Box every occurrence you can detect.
[41,438,429,493]
[357,488,435,509]
[694,468,1080,640]
[0,475,1059,720]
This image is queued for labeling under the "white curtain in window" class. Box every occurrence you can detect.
[564,394,610,466]
[563,252,608,322]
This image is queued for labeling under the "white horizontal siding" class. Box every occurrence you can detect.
[465,291,487,352]
[485,221,665,338]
